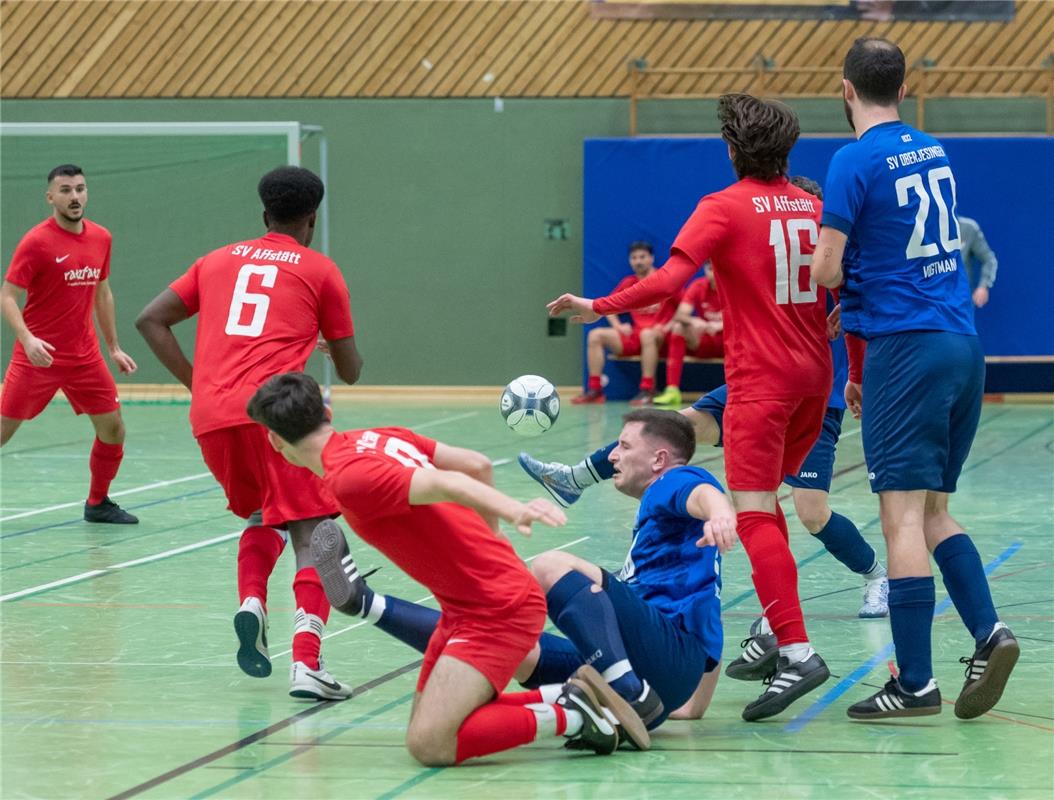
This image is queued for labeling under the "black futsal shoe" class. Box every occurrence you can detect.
[84,497,138,524]
[557,678,619,755]
[741,651,830,722]
[847,677,941,720]
[725,618,779,681]
[955,623,1020,720]
[311,519,368,616]
[573,664,651,751]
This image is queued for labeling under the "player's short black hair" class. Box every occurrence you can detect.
[718,93,800,181]
[247,372,327,444]
[48,164,84,183]
[257,166,325,224]
[622,409,696,464]
[843,37,905,107]
[789,175,823,200]
[628,240,653,255]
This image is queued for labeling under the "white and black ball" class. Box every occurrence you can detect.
[499,375,560,436]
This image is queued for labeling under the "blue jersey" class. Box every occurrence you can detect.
[616,466,723,645]
[822,121,975,340]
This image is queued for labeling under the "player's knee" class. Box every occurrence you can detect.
[586,327,605,346]
[530,550,573,591]
[795,497,830,533]
[405,725,456,767]
[95,414,125,443]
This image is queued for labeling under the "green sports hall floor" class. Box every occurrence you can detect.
[1,396,1051,800]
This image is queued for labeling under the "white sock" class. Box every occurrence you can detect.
[862,560,887,581]
[538,684,563,704]
[779,643,813,663]
[758,616,773,635]
[987,621,1008,642]
[363,592,385,622]
[570,458,602,488]
[525,703,581,738]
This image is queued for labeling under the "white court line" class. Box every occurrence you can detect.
[491,458,512,467]
[0,531,240,603]
[0,660,233,669]
[270,535,592,659]
[0,472,213,523]
[413,410,480,430]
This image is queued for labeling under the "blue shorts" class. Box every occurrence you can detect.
[522,571,719,729]
[862,331,984,493]
[694,385,844,492]
[783,408,844,492]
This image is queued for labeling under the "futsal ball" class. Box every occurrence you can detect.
[500,375,560,436]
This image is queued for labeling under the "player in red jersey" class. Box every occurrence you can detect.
[136,167,363,700]
[548,94,833,721]
[653,264,724,407]
[574,241,682,406]
[1,164,139,524]
[247,372,650,764]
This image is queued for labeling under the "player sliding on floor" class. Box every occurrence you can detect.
[308,409,733,743]
[548,94,834,722]
[248,376,705,764]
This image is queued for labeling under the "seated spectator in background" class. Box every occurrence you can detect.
[653,263,724,407]
[958,216,998,308]
[574,241,681,405]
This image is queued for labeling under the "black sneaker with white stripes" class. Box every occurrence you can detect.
[847,677,941,720]
[310,519,368,616]
[725,618,779,681]
[557,678,619,755]
[954,622,1019,720]
[741,651,830,722]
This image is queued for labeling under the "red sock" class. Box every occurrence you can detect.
[237,526,285,604]
[737,511,808,646]
[588,375,602,391]
[639,375,655,391]
[292,567,330,670]
[456,702,568,763]
[774,502,790,543]
[665,334,687,388]
[495,689,543,705]
[87,438,123,505]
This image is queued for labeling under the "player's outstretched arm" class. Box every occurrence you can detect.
[811,226,848,288]
[94,279,137,374]
[325,335,363,385]
[135,289,194,390]
[408,469,566,536]
[686,483,737,553]
[432,443,498,531]
[0,280,54,368]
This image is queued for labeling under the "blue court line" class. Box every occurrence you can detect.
[376,766,444,800]
[721,546,829,612]
[189,693,415,799]
[784,539,1023,733]
[0,486,220,539]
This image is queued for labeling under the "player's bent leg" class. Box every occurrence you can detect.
[0,416,24,446]
[408,656,498,766]
[83,410,137,524]
[233,512,287,678]
[667,666,720,720]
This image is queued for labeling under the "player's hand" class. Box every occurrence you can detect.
[23,336,55,367]
[316,337,331,356]
[547,294,600,324]
[511,498,567,536]
[827,304,842,340]
[617,322,633,337]
[845,381,863,420]
[696,513,736,553]
[972,286,990,308]
[110,347,138,375]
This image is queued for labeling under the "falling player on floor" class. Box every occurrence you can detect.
[810,37,1018,720]
[0,164,139,524]
[547,95,834,722]
[136,167,364,700]
[247,372,650,764]
[309,409,732,737]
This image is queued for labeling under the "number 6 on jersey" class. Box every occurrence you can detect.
[225,264,278,337]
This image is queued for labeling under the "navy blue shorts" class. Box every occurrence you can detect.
[522,571,719,729]
[862,331,984,493]
[694,385,844,492]
[783,408,844,492]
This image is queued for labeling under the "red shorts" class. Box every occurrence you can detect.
[417,584,547,693]
[687,334,724,359]
[196,423,339,527]
[723,395,827,491]
[618,328,669,358]
[1,358,119,420]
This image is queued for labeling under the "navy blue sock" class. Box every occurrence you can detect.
[888,576,935,692]
[546,570,642,700]
[371,592,440,654]
[585,442,617,482]
[812,512,877,574]
[933,534,998,644]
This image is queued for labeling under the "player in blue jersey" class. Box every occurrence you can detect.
[810,37,1018,721]
[313,409,733,737]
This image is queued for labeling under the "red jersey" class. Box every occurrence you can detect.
[170,232,354,437]
[683,276,722,324]
[594,177,831,401]
[322,427,537,617]
[5,217,111,367]
[609,274,681,330]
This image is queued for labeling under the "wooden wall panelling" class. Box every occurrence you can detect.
[425,0,515,98]
[497,1,581,97]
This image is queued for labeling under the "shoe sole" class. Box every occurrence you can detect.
[564,678,619,755]
[848,704,941,720]
[954,638,1020,720]
[310,520,360,615]
[857,609,889,618]
[517,455,577,509]
[233,611,271,678]
[574,665,651,751]
[741,662,831,722]
[725,649,779,681]
[289,684,352,701]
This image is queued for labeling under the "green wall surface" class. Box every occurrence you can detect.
[1,97,1046,386]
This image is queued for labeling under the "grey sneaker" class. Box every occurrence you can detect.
[859,576,889,618]
[518,452,585,507]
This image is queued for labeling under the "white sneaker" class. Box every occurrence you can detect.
[289,660,353,701]
[234,597,271,678]
[859,576,889,618]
